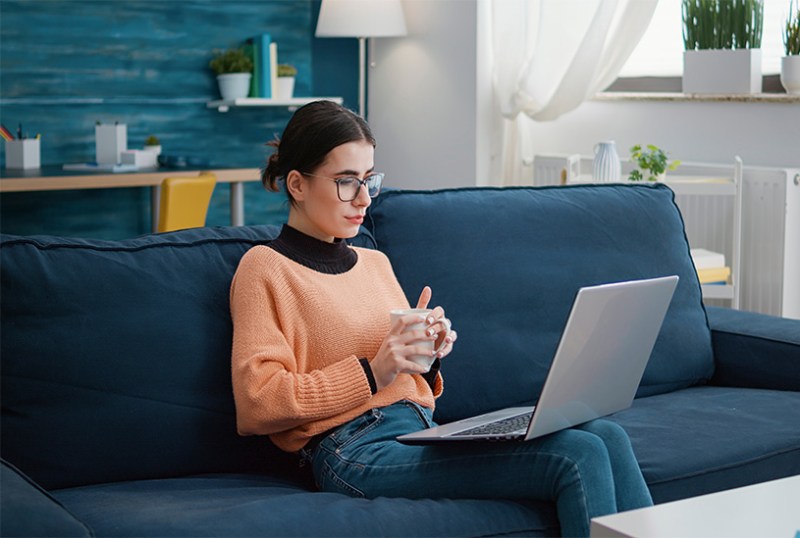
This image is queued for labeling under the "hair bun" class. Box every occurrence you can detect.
[262,141,282,192]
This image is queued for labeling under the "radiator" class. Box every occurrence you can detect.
[532,155,800,319]
[739,168,800,319]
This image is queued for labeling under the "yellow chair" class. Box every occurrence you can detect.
[157,172,217,233]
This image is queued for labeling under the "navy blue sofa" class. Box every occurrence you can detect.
[2,184,799,537]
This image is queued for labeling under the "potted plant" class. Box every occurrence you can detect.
[143,135,161,155]
[782,0,800,94]
[628,145,681,182]
[277,63,297,99]
[209,47,253,100]
[682,0,764,93]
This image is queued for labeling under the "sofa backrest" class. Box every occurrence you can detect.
[0,226,376,489]
[366,184,714,424]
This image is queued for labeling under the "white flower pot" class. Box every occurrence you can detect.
[216,73,252,100]
[277,77,295,99]
[144,145,161,156]
[683,49,762,94]
[781,55,800,95]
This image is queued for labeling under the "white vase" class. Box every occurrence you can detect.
[277,77,295,99]
[683,49,762,94]
[592,141,621,183]
[144,144,161,156]
[216,73,252,100]
[781,56,800,95]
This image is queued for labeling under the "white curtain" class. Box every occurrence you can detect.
[489,0,658,185]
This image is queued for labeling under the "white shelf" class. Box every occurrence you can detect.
[207,97,343,112]
[566,162,743,309]
[572,175,737,195]
[700,284,735,300]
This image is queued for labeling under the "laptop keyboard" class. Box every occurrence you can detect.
[451,411,533,437]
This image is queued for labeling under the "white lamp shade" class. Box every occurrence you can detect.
[315,0,407,38]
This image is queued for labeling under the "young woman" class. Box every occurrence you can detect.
[230,100,653,537]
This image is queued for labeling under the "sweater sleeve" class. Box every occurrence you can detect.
[230,248,374,436]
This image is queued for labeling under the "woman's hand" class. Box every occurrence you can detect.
[416,286,457,360]
[371,287,457,391]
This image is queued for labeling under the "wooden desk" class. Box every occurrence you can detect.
[0,166,262,231]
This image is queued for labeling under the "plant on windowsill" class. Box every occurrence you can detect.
[681,0,764,94]
[209,47,254,101]
[628,145,681,182]
[782,0,800,94]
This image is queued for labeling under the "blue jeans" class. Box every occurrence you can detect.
[303,401,653,538]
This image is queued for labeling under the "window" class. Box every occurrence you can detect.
[617,0,789,78]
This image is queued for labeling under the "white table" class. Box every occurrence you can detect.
[591,475,800,538]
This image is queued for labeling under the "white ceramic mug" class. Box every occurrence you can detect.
[389,308,452,371]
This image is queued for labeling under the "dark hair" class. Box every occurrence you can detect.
[262,101,375,203]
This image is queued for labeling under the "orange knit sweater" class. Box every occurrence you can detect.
[230,243,443,453]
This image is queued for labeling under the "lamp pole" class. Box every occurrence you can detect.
[358,36,367,118]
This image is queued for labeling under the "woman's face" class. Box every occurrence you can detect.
[286,140,375,243]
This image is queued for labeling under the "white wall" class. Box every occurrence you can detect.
[369,0,482,189]
[370,1,800,188]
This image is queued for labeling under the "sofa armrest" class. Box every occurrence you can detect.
[0,459,92,537]
[707,306,800,391]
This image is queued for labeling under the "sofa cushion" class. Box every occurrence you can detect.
[0,224,378,491]
[1,225,377,490]
[609,386,800,503]
[0,459,92,537]
[52,474,557,537]
[366,185,713,423]
[0,226,281,489]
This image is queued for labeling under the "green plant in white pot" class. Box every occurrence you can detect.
[144,135,161,155]
[628,145,681,182]
[782,0,800,94]
[277,64,297,99]
[209,47,253,100]
[682,0,764,93]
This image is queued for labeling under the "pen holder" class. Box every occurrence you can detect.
[5,139,41,169]
[96,123,127,165]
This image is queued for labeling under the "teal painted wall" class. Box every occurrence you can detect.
[0,0,358,239]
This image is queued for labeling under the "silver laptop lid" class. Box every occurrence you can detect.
[525,275,679,440]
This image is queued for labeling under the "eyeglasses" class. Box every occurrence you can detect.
[302,172,383,202]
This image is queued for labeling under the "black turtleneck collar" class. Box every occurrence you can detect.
[267,224,358,274]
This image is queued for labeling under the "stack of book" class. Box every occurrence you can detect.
[690,248,731,285]
[242,33,278,99]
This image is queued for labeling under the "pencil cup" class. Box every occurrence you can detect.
[5,139,41,169]
[96,123,127,164]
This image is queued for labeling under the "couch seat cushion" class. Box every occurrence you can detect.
[610,386,800,503]
[1,459,92,537]
[53,474,557,538]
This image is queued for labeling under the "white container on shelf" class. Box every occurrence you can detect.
[592,141,621,182]
[683,49,762,94]
[780,55,800,95]
[277,77,295,99]
[5,138,41,169]
[216,73,252,100]
[95,123,127,164]
[121,149,158,169]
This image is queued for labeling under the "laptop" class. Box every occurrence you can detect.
[397,275,679,444]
